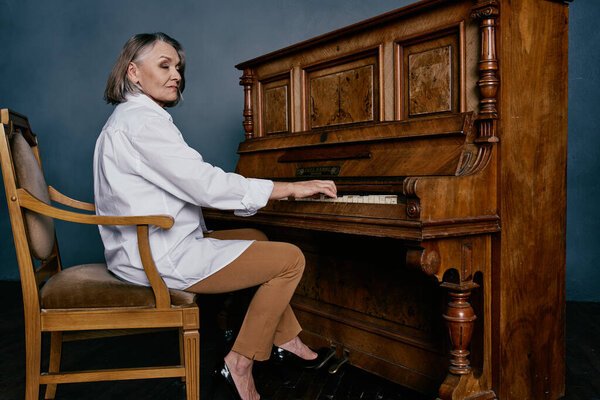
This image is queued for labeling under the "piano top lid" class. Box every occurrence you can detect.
[235,0,573,70]
[235,0,452,70]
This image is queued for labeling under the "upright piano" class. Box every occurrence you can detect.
[203,0,570,398]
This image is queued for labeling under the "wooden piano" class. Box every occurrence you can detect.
[204,0,570,398]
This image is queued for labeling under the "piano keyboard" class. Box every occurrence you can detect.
[279,194,398,204]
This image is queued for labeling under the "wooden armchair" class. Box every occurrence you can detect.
[0,109,199,400]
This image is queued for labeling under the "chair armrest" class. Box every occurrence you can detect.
[17,188,173,229]
[48,185,95,212]
[17,188,174,308]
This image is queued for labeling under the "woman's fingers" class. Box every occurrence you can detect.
[292,180,337,199]
[314,180,337,198]
[271,180,338,200]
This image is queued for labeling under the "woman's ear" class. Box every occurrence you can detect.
[127,62,139,84]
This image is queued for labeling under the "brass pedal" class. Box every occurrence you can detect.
[328,350,349,374]
[315,347,336,370]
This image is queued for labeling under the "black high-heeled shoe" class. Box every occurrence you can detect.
[271,346,335,370]
[216,360,271,400]
[216,360,242,400]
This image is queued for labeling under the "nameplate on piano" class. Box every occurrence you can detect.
[295,166,341,177]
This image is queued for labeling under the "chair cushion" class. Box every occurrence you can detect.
[10,133,55,260]
[40,264,197,309]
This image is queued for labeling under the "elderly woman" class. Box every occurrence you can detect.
[94,32,336,400]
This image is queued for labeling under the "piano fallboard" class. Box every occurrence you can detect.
[235,113,474,180]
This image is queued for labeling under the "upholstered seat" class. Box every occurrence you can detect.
[40,264,197,309]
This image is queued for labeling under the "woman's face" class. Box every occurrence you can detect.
[127,41,181,107]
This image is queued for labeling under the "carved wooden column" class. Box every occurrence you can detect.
[441,282,478,374]
[472,0,500,142]
[455,0,500,178]
[438,281,480,400]
[239,68,254,139]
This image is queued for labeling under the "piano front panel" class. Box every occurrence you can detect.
[243,0,479,138]
[295,231,448,393]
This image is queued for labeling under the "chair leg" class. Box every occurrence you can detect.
[179,328,186,382]
[24,327,41,400]
[44,331,63,399]
[183,329,200,400]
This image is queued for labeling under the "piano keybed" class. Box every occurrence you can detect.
[261,191,410,226]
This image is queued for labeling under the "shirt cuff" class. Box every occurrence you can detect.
[234,178,274,217]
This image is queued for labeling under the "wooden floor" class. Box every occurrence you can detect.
[0,281,597,400]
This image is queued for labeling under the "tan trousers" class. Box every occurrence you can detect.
[185,229,304,361]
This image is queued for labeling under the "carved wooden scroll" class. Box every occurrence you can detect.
[240,68,254,139]
[403,177,421,219]
[406,246,441,276]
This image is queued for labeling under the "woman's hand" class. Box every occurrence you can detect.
[270,180,337,200]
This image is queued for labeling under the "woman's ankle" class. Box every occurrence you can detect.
[225,351,253,373]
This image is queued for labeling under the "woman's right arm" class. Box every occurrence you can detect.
[270,180,337,200]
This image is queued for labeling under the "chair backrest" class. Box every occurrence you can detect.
[0,109,62,310]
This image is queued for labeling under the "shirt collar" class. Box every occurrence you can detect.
[125,93,173,122]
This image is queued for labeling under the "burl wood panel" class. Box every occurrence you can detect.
[408,45,452,116]
[308,55,378,129]
[399,29,462,119]
[261,78,290,134]
[263,85,288,134]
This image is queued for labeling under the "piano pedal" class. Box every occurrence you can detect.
[328,350,350,374]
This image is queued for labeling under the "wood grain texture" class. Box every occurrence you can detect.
[44,331,62,399]
[263,85,288,133]
[39,366,186,384]
[18,188,174,229]
[309,62,375,128]
[48,186,95,211]
[496,0,568,398]
[408,45,452,116]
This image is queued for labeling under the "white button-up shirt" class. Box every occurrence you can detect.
[93,94,273,289]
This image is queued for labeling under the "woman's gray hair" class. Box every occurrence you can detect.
[104,32,186,107]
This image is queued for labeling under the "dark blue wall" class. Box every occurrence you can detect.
[567,1,600,302]
[0,0,597,301]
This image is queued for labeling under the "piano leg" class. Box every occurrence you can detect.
[437,281,496,400]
